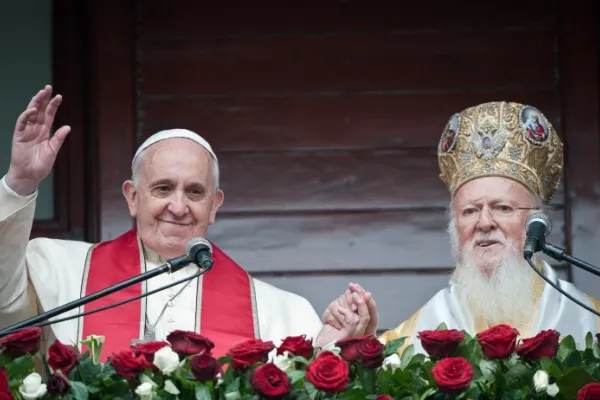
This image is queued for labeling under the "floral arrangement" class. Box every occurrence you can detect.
[1,324,600,399]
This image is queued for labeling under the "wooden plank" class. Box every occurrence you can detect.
[139,0,554,38]
[88,0,136,241]
[214,150,566,212]
[258,266,570,332]
[206,207,566,273]
[139,29,557,95]
[558,1,600,294]
[141,90,561,152]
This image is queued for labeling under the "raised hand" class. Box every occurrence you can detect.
[315,290,373,348]
[322,282,379,335]
[5,85,71,195]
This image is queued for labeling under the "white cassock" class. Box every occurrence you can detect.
[0,176,323,358]
[380,263,600,354]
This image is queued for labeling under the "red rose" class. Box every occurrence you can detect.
[47,373,70,396]
[0,367,8,392]
[305,351,349,393]
[477,324,520,359]
[0,327,42,358]
[516,330,560,361]
[227,339,275,370]
[376,396,393,400]
[0,393,12,400]
[190,353,220,382]
[418,329,465,358]
[48,340,78,374]
[356,337,385,368]
[335,335,373,362]
[431,357,474,395]
[131,341,170,363]
[166,330,214,357]
[578,383,600,400]
[250,363,292,398]
[109,349,152,378]
[277,335,314,360]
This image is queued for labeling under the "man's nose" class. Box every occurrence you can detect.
[476,208,497,232]
[168,193,188,216]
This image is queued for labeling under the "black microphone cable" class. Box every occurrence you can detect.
[0,268,206,336]
[525,254,600,318]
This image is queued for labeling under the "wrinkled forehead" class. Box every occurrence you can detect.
[143,137,212,160]
[139,139,215,182]
[453,176,534,206]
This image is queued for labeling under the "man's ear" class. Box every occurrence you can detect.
[208,189,224,225]
[122,180,138,218]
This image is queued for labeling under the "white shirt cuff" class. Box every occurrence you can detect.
[1,175,37,199]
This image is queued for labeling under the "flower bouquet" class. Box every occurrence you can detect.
[1,323,600,399]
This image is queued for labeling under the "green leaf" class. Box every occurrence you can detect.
[70,381,90,400]
[540,358,563,378]
[287,370,305,384]
[564,350,583,369]
[289,355,310,365]
[557,367,596,400]
[586,332,594,349]
[195,384,212,400]
[435,322,448,331]
[0,353,11,367]
[383,337,406,358]
[77,357,104,384]
[304,381,319,400]
[594,341,600,359]
[478,359,496,380]
[400,345,415,368]
[419,387,436,400]
[558,336,577,362]
[225,377,241,394]
[504,362,531,380]
[5,355,35,379]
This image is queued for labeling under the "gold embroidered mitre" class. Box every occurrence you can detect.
[437,101,564,203]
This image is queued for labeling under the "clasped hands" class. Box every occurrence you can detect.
[315,282,379,348]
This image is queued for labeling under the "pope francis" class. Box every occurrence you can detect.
[324,101,600,353]
[0,85,339,360]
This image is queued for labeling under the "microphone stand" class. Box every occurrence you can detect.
[543,242,600,278]
[0,255,195,338]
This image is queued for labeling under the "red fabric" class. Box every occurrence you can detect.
[81,229,256,361]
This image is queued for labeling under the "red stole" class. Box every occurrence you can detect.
[77,229,258,361]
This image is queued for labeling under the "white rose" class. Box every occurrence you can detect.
[272,351,295,373]
[164,380,180,395]
[153,346,180,375]
[533,370,550,392]
[135,382,154,400]
[19,373,47,399]
[382,353,401,372]
[547,383,559,397]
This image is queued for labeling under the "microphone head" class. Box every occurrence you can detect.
[186,237,212,258]
[525,212,552,236]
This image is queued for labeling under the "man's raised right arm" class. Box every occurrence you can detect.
[0,176,37,310]
[0,85,70,323]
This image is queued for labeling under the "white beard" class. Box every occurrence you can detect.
[448,220,537,326]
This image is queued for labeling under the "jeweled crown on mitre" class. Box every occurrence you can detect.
[437,101,564,203]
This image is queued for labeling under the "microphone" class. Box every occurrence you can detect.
[523,212,552,259]
[186,238,214,270]
[0,237,212,338]
[520,212,600,319]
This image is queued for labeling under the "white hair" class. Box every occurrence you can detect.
[130,144,220,191]
[445,190,546,326]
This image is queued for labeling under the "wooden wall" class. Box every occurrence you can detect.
[44,0,600,332]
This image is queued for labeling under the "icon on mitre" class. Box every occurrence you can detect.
[521,106,550,144]
[439,114,459,153]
